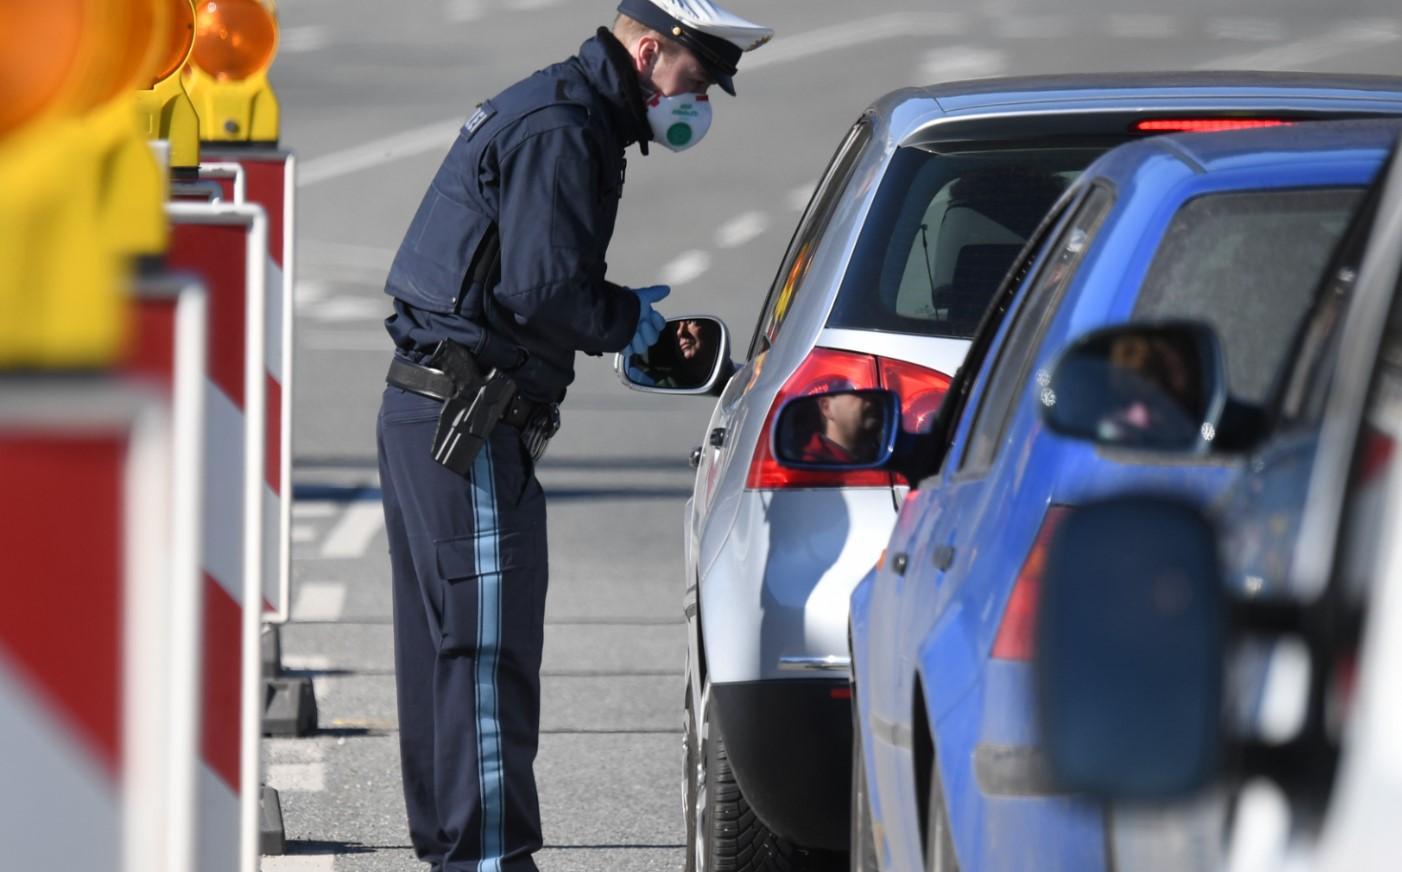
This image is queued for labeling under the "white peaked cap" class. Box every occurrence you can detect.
[650,0,774,52]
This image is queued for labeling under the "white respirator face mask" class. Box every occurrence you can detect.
[645,92,712,152]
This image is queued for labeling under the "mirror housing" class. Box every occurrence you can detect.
[1041,321,1227,454]
[1035,496,1226,799]
[772,389,900,471]
[615,315,732,396]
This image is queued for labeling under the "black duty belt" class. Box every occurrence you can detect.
[387,356,542,430]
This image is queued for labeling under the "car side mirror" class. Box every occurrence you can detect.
[1035,497,1225,799]
[1040,321,1227,453]
[615,316,732,395]
[771,389,900,470]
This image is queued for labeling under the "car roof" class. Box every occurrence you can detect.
[1087,118,1402,180]
[921,72,1402,113]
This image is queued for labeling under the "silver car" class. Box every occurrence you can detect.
[618,73,1402,872]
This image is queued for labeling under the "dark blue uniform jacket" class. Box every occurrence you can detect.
[384,29,652,401]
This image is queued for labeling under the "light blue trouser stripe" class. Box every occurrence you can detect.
[472,442,505,872]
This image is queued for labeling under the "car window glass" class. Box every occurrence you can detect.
[829,146,1112,340]
[960,185,1116,472]
[748,120,871,360]
[1132,188,1363,405]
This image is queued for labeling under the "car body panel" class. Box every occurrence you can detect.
[853,122,1402,871]
[686,76,1402,849]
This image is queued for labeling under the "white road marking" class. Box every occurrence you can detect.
[1105,13,1179,39]
[293,500,340,520]
[262,857,335,872]
[299,119,465,187]
[292,582,348,623]
[291,524,318,544]
[295,280,331,310]
[299,240,397,274]
[715,212,769,249]
[267,738,327,764]
[298,14,974,187]
[268,762,326,792]
[787,182,816,212]
[503,0,563,9]
[443,0,488,23]
[319,502,385,558]
[920,47,1007,83]
[302,297,388,323]
[993,15,1074,40]
[280,655,337,707]
[1206,17,1288,42]
[280,25,330,53]
[660,250,712,287]
[1200,20,1399,69]
[300,330,392,352]
[744,12,970,72]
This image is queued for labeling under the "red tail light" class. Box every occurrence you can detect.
[991,506,1071,661]
[1134,118,1292,134]
[745,348,952,490]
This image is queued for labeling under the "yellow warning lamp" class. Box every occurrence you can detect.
[136,0,202,174]
[0,0,139,369]
[76,0,172,259]
[186,0,282,144]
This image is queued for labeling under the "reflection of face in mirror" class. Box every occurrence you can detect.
[798,391,885,465]
[626,319,720,389]
[1097,333,1204,445]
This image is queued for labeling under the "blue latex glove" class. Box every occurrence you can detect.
[627,284,670,356]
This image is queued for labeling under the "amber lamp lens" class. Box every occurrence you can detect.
[0,0,85,134]
[193,0,278,81]
[150,0,197,86]
[91,0,163,106]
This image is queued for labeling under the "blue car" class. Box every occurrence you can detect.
[823,121,1402,872]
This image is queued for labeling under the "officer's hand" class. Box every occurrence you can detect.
[627,285,671,356]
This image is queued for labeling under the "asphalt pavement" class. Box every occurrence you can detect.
[263,1,1402,870]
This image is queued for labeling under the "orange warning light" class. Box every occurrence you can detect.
[0,0,84,135]
[150,0,197,87]
[87,0,164,108]
[192,0,279,82]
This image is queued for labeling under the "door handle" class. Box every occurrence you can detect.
[890,552,909,576]
[689,446,703,470]
[709,427,727,448]
[932,545,955,571]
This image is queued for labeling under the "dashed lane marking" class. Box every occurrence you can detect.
[299,119,465,187]
[660,250,712,287]
[279,25,330,53]
[1104,13,1179,39]
[715,212,769,249]
[1200,20,1400,69]
[993,15,1075,40]
[300,296,388,323]
[920,46,1007,83]
[293,500,340,520]
[267,762,327,792]
[1206,17,1288,42]
[261,857,335,872]
[291,524,318,544]
[319,502,386,559]
[292,582,348,623]
[443,0,487,22]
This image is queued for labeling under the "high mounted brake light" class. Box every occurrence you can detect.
[1134,119,1293,133]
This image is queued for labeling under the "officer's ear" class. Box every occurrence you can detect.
[633,34,662,77]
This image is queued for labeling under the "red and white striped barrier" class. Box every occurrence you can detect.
[0,372,202,872]
[204,150,297,625]
[166,199,269,872]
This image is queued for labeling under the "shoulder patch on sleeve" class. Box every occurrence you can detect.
[464,101,496,137]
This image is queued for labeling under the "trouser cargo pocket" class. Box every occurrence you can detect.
[435,534,492,656]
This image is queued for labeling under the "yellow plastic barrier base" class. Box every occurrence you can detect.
[185,67,281,144]
[85,97,169,258]
[136,74,202,171]
[0,122,130,369]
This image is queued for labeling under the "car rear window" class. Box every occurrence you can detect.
[1132,187,1364,404]
[827,145,1111,339]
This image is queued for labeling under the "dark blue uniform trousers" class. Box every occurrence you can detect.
[377,385,548,872]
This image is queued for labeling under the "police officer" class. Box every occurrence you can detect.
[376,2,772,870]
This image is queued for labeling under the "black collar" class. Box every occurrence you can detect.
[594,27,653,156]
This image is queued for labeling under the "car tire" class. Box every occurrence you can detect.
[924,756,959,872]
[687,680,817,872]
[849,688,879,872]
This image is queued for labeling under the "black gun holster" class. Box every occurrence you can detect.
[427,340,518,476]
